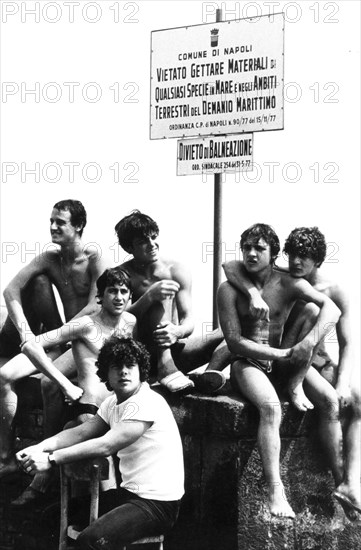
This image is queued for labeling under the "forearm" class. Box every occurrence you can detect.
[22,343,74,393]
[128,293,152,319]
[51,438,110,465]
[336,345,352,385]
[39,424,93,453]
[3,290,32,339]
[228,337,289,361]
[223,261,256,298]
[303,303,341,348]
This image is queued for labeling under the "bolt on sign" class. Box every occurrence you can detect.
[177,134,253,175]
[150,13,284,140]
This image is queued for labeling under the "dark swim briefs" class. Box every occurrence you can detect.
[231,356,273,374]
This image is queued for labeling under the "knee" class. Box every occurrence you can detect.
[28,274,52,295]
[0,369,12,389]
[76,526,98,550]
[40,375,59,396]
[350,387,361,418]
[259,401,282,425]
[317,388,340,420]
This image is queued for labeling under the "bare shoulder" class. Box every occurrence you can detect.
[168,258,191,285]
[122,311,137,325]
[83,243,110,266]
[118,259,135,275]
[320,279,349,311]
[218,280,237,298]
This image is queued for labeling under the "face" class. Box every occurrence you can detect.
[129,232,159,263]
[242,237,272,273]
[50,208,79,244]
[101,283,131,316]
[288,254,318,279]
[107,361,141,399]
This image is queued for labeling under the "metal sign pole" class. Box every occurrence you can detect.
[212,8,223,330]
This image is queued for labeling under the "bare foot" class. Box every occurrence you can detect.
[334,483,361,518]
[0,458,18,478]
[288,383,314,411]
[269,482,295,519]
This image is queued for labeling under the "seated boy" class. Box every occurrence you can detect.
[218,223,342,517]
[16,336,184,549]
[115,210,230,393]
[1,269,135,503]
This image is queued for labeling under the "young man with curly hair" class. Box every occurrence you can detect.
[16,336,184,549]
[223,226,361,518]
[218,223,341,518]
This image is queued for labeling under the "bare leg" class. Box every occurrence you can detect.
[156,298,194,392]
[231,360,295,518]
[0,276,64,359]
[0,354,39,476]
[281,302,319,411]
[26,349,77,495]
[304,367,344,484]
[334,385,361,514]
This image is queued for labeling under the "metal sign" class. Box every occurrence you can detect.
[150,13,284,139]
[177,134,253,175]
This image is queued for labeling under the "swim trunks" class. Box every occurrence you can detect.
[231,356,273,374]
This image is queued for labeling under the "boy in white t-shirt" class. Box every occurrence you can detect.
[16,336,184,549]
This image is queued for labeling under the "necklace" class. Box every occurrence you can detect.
[60,255,71,286]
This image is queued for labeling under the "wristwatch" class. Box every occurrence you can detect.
[48,453,57,467]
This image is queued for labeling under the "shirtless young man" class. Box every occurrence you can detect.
[115,211,229,393]
[0,199,108,358]
[218,223,342,518]
[0,269,135,499]
[223,227,361,516]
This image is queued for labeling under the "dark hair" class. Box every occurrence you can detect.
[114,210,159,252]
[53,199,87,237]
[284,226,327,267]
[96,268,132,303]
[240,223,280,262]
[96,336,150,389]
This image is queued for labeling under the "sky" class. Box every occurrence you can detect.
[1,0,360,351]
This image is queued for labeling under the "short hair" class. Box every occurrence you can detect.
[240,223,280,262]
[96,268,132,303]
[96,336,150,389]
[53,199,87,237]
[114,210,159,252]
[284,226,327,267]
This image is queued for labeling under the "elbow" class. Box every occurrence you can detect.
[329,303,341,322]
[3,287,11,302]
[98,441,117,457]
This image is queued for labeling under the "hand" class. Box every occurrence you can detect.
[19,332,36,351]
[15,443,51,475]
[153,322,180,347]
[335,380,352,408]
[277,348,292,361]
[289,340,314,368]
[248,294,270,321]
[16,449,52,475]
[62,383,83,403]
[147,280,180,303]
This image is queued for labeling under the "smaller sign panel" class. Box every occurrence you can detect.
[177,134,253,175]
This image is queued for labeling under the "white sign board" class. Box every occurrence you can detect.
[177,134,253,175]
[150,13,284,140]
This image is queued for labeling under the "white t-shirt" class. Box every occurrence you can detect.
[98,383,184,501]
